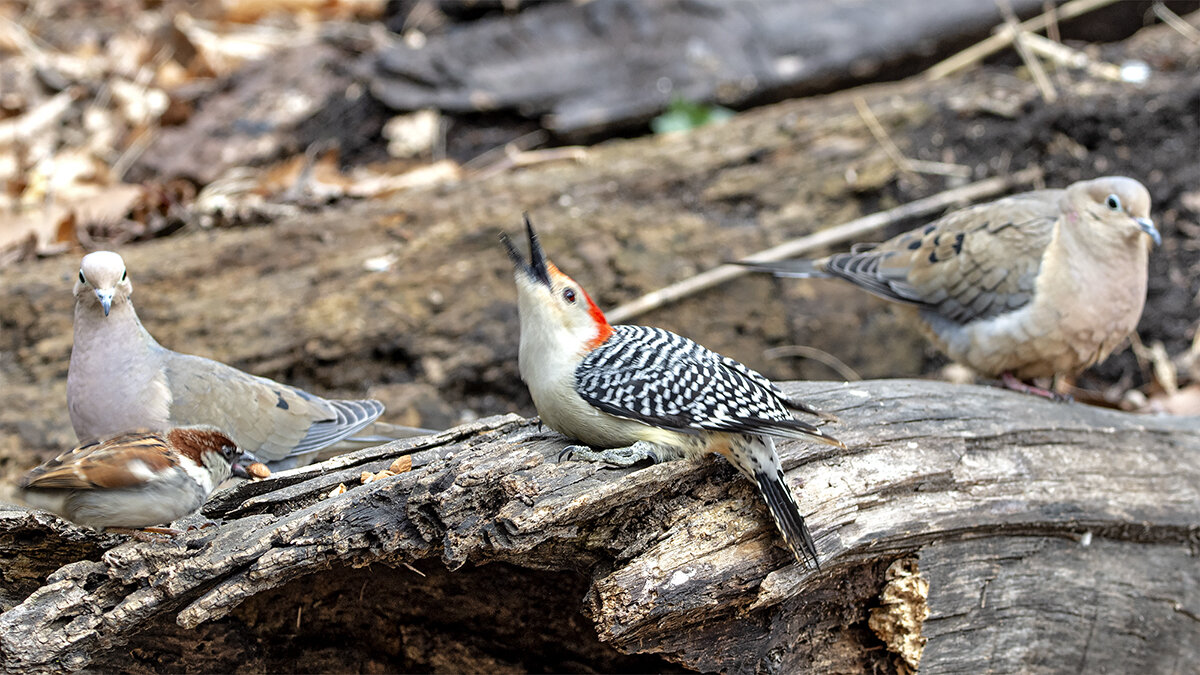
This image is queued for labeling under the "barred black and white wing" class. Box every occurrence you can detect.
[575,326,842,447]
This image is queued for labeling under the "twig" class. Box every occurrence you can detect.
[1020,32,1122,81]
[925,0,1119,80]
[854,97,925,186]
[1153,2,1200,44]
[464,130,548,171]
[473,146,588,181]
[604,166,1043,324]
[854,98,970,180]
[1043,0,1061,44]
[996,0,1057,103]
[763,345,862,382]
[111,127,156,181]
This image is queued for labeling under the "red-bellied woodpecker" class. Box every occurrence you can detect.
[501,217,844,569]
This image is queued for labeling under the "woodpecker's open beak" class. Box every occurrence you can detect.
[500,214,552,287]
[1136,217,1161,246]
[95,289,113,316]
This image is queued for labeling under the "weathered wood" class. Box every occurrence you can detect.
[1,380,1196,673]
[372,0,1061,138]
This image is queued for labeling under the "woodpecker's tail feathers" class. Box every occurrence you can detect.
[746,418,845,449]
[754,467,819,569]
[782,396,842,423]
[734,259,829,279]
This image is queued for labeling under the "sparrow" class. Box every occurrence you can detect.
[18,426,246,532]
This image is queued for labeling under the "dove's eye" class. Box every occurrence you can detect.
[78,271,86,284]
[121,270,127,281]
[1106,194,1121,211]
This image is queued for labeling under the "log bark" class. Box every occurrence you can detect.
[370,0,1140,139]
[1,380,1197,674]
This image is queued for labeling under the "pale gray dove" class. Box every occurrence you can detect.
[740,176,1160,397]
[68,251,431,470]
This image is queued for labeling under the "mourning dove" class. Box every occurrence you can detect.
[19,426,246,532]
[68,251,430,470]
[740,176,1159,395]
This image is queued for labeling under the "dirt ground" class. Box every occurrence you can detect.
[1,10,1198,499]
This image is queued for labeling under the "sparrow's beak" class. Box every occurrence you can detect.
[231,450,265,479]
[1136,217,1161,247]
[95,289,113,316]
[500,214,552,288]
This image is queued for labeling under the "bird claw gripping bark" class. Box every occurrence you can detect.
[558,441,660,467]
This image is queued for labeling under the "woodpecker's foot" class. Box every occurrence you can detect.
[998,373,1074,402]
[558,441,660,467]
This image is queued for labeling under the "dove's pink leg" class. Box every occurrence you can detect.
[1000,373,1073,403]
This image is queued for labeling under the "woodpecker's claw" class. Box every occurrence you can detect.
[558,441,660,467]
[557,445,584,463]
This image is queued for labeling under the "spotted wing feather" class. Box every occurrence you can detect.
[164,352,385,462]
[576,326,840,446]
[819,191,1061,325]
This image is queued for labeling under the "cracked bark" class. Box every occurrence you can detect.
[1,380,1197,674]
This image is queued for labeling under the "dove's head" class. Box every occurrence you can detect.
[1068,176,1159,247]
[74,251,131,317]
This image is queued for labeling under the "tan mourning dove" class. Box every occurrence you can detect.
[68,251,430,470]
[741,176,1160,396]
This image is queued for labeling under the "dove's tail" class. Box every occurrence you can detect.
[347,421,439,444]
[734,259,829,279]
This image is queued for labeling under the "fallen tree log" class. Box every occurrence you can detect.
[1,379,1196,673]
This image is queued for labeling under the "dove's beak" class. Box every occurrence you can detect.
[94,289,113,316]
[1136,218,1161,247]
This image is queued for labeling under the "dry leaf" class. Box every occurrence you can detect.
[346,160,462,199]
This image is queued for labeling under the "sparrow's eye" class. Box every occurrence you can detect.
[78,270,86,284]
[1106,194,1122,211]
[222,444,238,459]
[562,288,577,304]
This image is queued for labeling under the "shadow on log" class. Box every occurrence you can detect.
[1,380,1197,673]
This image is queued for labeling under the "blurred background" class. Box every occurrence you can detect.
[0,0,1197,507]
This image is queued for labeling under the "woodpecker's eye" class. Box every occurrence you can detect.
[562,288,577,304]
[78,270,86,284]
[1106,194,1121,211]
